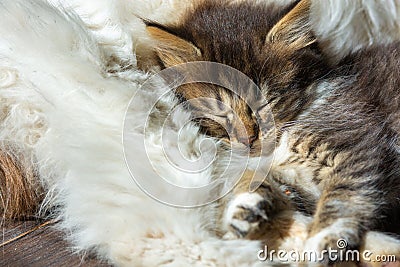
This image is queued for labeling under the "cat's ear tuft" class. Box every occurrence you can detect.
[146,23,202,68]
[266,0,316,50]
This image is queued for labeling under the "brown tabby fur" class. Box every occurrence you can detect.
[145,0,327,149]
[146,0,400,262]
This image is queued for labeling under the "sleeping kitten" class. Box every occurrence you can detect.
[146,0,400,263]
[0,1,271,266]
[1,0,399,265]
[145,0,319,151]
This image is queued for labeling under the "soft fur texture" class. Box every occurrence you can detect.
[46,0,194,70]
[43,0,400,65]
[145,1,400,264]
[0,1,266,266]
[1,0,400,266]
[0,151,41,219]
[311,0,400,63]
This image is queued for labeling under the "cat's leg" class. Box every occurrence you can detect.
[303,173,387,264]
[293,116,400,264]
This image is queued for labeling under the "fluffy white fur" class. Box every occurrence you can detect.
[311,0,400,62]
[45,0,193,67]
[0,1,265,266]
[2,0,400,266]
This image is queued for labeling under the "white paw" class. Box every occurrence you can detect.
[224,192,270,238]
[304,219,359,265]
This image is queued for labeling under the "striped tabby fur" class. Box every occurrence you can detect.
[147,0,400,263]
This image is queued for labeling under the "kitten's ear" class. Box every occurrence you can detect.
[146,23,202,68]
[266,0,316,50]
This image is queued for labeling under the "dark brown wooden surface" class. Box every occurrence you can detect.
[0,220,111,267]
[1,220,399,267]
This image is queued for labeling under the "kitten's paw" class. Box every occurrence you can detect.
[304,220,360,265]
[223,192,270,239]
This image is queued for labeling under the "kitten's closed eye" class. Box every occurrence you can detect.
[183,90,262,149]
[195,109,260,148]
[191,94,277,155]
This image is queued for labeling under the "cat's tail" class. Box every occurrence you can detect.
[0,150,43,220]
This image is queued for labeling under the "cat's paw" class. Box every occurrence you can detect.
[223,192,270,239]
[304,220,360,265]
